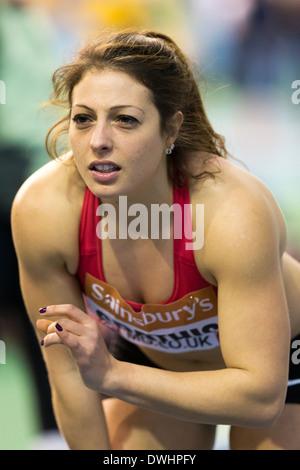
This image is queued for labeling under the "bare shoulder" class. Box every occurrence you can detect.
[189,155,287,280]
[191,155,286,235]
[11,153,85,275]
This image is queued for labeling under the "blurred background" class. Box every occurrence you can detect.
[0,0,299,450]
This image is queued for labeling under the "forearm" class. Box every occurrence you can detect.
[105,360,283,428]
[50,371,110,450]
[37,303,286,430]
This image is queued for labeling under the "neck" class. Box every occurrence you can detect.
[100,167,173,211]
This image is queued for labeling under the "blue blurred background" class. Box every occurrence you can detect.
[0,0,299,450]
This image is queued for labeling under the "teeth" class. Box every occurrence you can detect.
[94,164,119,173]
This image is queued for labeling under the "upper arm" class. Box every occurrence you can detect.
[204,182,290,401]
[11,167,111,449]
[11,176,84,376]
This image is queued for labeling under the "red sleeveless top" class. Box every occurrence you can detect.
[77,185,219,353]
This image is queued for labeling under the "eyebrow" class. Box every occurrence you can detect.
[72,104,145,114]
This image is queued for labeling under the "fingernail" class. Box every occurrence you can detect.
[39,307,47,314]
[40,339,44,346]
[55,323,63,332]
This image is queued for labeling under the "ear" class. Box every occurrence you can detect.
[166,111,184,145]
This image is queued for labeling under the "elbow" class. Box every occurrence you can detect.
[255,400,284,428]
[244,391,285,429]
[231,367,288,428]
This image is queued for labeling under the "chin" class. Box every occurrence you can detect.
[86,180,124,200]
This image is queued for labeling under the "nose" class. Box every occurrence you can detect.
[90,121,113,155]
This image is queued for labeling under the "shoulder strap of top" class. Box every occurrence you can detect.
[79,186,98,255]
[173,182,195,263]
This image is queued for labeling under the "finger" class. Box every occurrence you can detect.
[46,322,81,352]
[41,331,62,348]
[36,318,53,334]
[39,304,89,324]
[46,318,86,336]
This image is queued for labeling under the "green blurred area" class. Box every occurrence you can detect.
[0,340,41,450]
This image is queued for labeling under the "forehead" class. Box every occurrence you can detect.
[72,68,154,110]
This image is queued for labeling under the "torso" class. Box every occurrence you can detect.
[25,152,300,372]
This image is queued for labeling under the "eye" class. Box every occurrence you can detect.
[115,115,138,128]
[72,114,92,128]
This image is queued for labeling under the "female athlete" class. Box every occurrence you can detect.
[12,30,300,450]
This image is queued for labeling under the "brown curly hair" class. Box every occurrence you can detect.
[45,29,229,186]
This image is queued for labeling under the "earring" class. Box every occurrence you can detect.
[166,143,175,155]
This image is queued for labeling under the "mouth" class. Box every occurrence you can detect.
[88,160,121,183]
[88,161,121,173]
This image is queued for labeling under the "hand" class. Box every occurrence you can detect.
[36,304,115,392]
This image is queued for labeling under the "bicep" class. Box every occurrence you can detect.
[12,194,85,374]
[206,198,290,397]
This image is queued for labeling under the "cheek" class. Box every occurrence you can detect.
[69,136,87,174]
[69,130,82,151]
[69,132,89,169]
[134,129,165,157]
[142,137,165,164]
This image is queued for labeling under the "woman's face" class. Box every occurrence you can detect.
[69,68,175,202]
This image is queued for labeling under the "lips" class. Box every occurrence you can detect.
[88,160,121,183]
